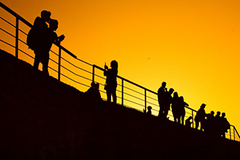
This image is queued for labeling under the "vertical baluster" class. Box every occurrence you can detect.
[144,89,147,113]
[122,79,124,106]
[229,126,232,140]
[92,65,95,82]
[233,127,236,141]
[192,110,194,128]
[58,47,61,81]
[15,17,19,59]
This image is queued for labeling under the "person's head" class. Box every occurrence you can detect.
[147,106,152,111]
[222,112,226,117]
[216,111,221,116]
[210,111,214,115]
[169,88,174,94]
[200,103,206,109]
[173,92,178,98]
[91,82,99,89]
[179,96,184,102]
[161,82,166,88]
[41,10,51,22]
[49,19,58,31]
[110,60,118,69]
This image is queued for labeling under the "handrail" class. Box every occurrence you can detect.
[0,2,239,142]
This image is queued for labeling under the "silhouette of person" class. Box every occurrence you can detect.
[32,10,51,72]
[157,82,167,117]
[34,19,65,75]
[195,103,206,131]
[144,106,152,115]
[205,111,215,134]
[104,60,118,103]
[164,88,174,118]
[147,106,152,115]
[85,82,102,102]
[220,112,230,138]
[179,96,188,125]
[214,111,222,137]
[185,116,193,128]
[171,92,180,123]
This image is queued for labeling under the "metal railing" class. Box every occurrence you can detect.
[0,2,239,142]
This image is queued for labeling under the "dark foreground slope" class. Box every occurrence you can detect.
[0,49,239,160]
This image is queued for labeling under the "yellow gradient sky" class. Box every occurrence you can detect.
[1,0,240,131]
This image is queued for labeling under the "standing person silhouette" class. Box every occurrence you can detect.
[157,82,167,117]
[195,103,206,131]
[214,111,222,137]
[104,60,118,103]
[41,19,65,75]
[34,10,51,30]
[164,88,174,118]
[32,10,51,73]
[172,92,180,123]
[179,96,188,125]
[220,112,230,138]
[205,111,215,134]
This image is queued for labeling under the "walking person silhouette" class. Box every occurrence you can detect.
[104,60,118,103]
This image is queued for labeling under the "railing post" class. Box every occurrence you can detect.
[192,110,194,128]
[233,127,236,141]
[144,89,147,112]
[92,65,95,82]
[122,79,124,106]
[58,47,61,81]
[229,126,232,140]
[15,17,19,59]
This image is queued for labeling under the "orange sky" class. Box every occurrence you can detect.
[1,0,240,132]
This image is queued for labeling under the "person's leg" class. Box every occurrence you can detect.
[33,51,40,69]
[112,88,116,104]
[106,90,111,103]
[195,121,199,129]
[42,53,49,75]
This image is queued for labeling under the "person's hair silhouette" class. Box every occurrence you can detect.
[104,60,118,103]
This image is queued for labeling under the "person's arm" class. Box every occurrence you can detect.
[104,63,108,76]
